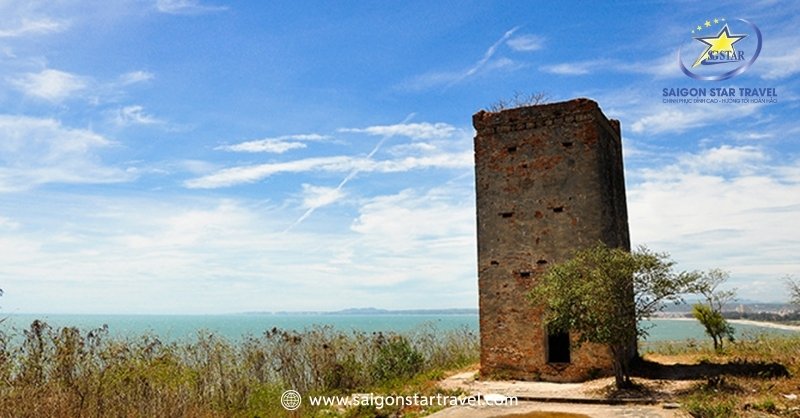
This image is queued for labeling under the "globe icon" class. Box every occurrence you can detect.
[281,390,302,411]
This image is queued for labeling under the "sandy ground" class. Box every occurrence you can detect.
[431,371,695,418]
[438,371,696,401]
[428,400,690,418]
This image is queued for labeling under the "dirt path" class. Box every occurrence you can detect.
[432,371,695,418]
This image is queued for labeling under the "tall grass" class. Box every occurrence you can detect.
[0,320,478,417]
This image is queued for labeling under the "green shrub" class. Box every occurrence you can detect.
[371,334,424,382]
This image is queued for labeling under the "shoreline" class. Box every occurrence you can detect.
[651,316,800,332]
[728,319,800,332]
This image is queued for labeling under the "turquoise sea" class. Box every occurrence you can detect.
[1,314,796,343]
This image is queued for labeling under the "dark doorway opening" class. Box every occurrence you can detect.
[547,331,571,363]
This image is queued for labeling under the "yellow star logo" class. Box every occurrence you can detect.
[714,18,719,24]
[705,20,711,27]
[697,25,702,31]
[691,24,747,68]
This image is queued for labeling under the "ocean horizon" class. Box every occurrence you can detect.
[1,313,796,343]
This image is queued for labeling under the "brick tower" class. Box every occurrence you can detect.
[473,98,631,382]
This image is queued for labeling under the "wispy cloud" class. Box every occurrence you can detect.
[115,105,163,126]
[155,0,228,15]
[11,69,87,102]
[639,145,769,177]
[300,184,346,209]
[757,45,800,80]
[219,140,306,154]
[339,122,456,139]
[540,55,679,78]
[629,104,760,135]
[729,131,775,141]
[0,18,68,38]
[216,134,329,153]
[184,152,473,189]
[283,114,417,232]
[540,62,599,75]
[119,71,155,85]
[0,115,133,191]
[0,182,478,313]
[628,147,800,302]
[0,215,20,230]
[506,34,544,51]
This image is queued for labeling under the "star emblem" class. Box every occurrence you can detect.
[691,24,747,68]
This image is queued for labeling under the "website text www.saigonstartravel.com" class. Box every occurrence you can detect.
[279,390,518,411]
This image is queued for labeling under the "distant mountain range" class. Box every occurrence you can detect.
[244,307,478,315]
[245,301,796,316]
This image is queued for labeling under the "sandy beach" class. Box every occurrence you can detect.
[651,316,800,332]
[728,319,800,332]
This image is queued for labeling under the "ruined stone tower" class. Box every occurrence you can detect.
[473,98,630,382]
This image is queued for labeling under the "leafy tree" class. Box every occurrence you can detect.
[786,276,800,309]
[691,304,734,351]
[529,244,699,388]
[688,269,736,351]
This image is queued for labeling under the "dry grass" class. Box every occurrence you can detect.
[642,334,800,417]
[0,320,479,417]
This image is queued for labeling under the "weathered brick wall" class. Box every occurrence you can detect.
[473,98,631,382]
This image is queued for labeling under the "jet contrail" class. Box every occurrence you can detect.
[283,113,416,233]
[447,26,520,87]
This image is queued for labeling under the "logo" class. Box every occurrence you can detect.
[678,17,762,80]
[281,389,302,411]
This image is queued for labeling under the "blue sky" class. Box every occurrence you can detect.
[0,0,798,314]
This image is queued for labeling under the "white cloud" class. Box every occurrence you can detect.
[156,0,228,15]
[758,45,800,80]
[184,151,473,189]
[680,145,767,171]
[540,55,679,78]
[615,54,681,78]
[0,18,67,38]
[0,215,20,230]
[540,60,612,76]
[340,122,456,139]
[300,184,346,209]
[185,156,349,189]
[190,122,472,189]
[11,69,87,102]
[506,34,544,51]
[628,147,800,302]
[119,71,155,85]
[629,104,759,135]
[345,185,477,285]
[540,63,593,75]
[219,139,306,153]
[0,183,478,313]
[216,134,331,154]
[115,105,163,126]
[729,131,775,141]
[0,115,132,191]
